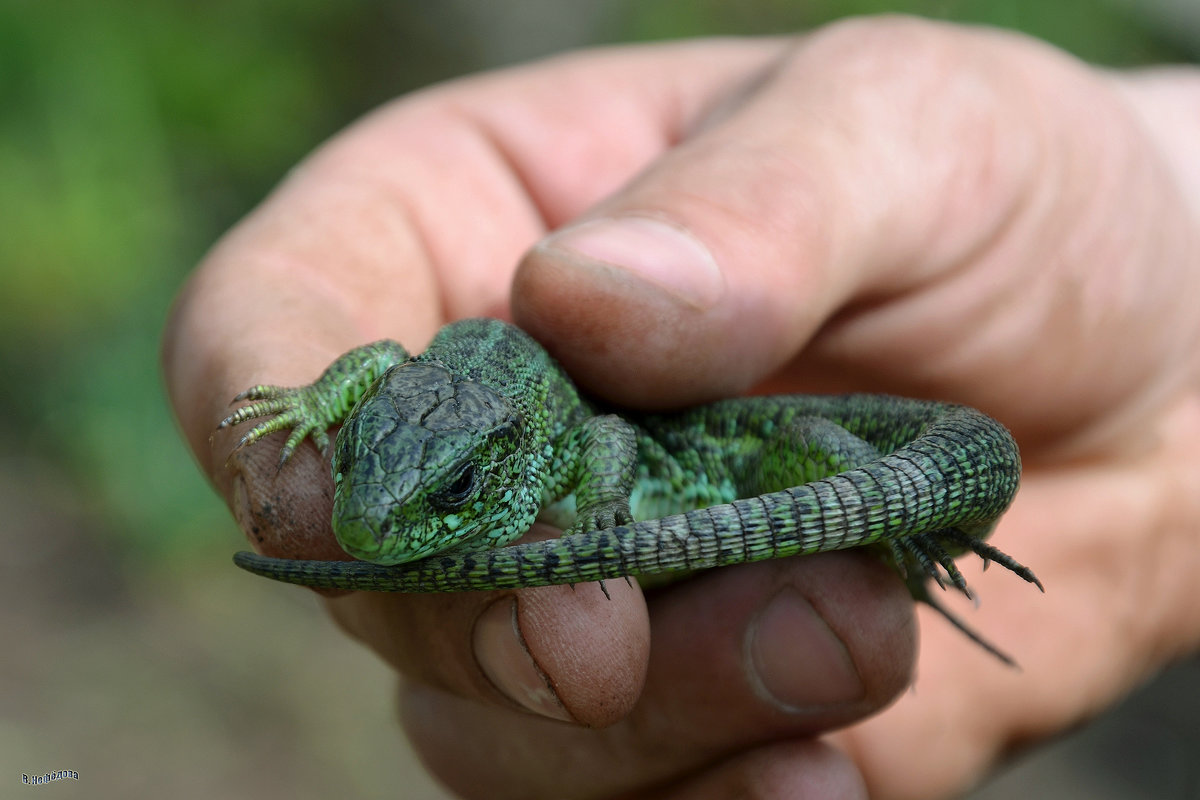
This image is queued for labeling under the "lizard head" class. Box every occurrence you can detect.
[329,361,537,565]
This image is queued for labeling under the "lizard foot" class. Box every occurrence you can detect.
[888,529,1042,667]
[887,528,1043,599]
[567,498,634,536]
[219,384,333,470]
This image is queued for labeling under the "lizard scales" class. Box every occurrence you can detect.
[223,318,1039,660]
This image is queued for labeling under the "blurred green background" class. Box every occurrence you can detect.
[4,1,1198,798]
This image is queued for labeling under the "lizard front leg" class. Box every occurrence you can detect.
[219,339,411,468]
[547,414,640,535]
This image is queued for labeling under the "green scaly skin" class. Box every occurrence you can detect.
[222,318,1041,663]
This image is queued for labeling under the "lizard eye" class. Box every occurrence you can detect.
[431,464,477,510]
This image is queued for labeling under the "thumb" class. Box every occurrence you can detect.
[512,19,1044,408]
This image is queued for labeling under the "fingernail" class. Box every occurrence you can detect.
[473,597,574,722]
[540,216,724,309]
[745,589,865,713]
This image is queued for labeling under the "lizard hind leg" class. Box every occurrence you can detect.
[892,531,973,598]
[743,415,885,493]
[892,527,1041,667]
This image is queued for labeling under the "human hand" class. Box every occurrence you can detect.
[163,16,1200,800]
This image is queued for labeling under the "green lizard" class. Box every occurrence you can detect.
[224,317,1040,662]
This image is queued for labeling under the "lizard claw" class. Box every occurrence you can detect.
[939,528,1043,592]
[220,384,335,470]
[568,499,634,535]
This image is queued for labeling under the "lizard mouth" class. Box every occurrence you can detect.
[331,499,451,566]
[332,515,388,563]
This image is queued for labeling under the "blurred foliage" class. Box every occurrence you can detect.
[0,0,484,562]
[0,0,1188,564]
[0,0,480,345]
[621,0,1193,64]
